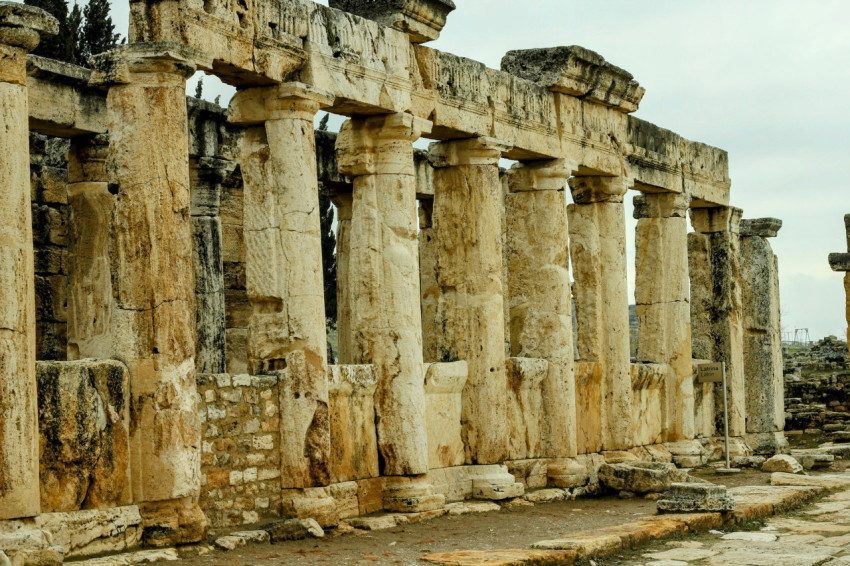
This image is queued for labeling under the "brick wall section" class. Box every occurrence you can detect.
[198,374,283,528]
[31,133,70,361]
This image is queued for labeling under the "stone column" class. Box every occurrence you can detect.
[740,218,787,454]
[336,113,433,476]
[329,189,353,365]
[633,192,695,443]
[229,83,334,488]
[0,3,56,521]
[430,136,512,465]
[190,157,231,374]
[567,175,633,451]
[67,135,113,361]
[89,43,210,544]
[829,215,850,359]
[505,159,577,458]
[688,206,747,444]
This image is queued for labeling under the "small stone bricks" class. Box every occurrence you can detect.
[598,462,688,494]
[657,482,735,513]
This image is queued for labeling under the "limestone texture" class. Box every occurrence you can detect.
[336,113,432,477]
[430,137,511,465]
[762,455,804,474]
[328,0,455,43]
[505,159,577,459]
[657,482,735,513]
[0,1,57,521]
[598,462,688,494]
[424,361,468,469]
[89,43,207,543]
[568,176,632,450]
[328,364,379,483]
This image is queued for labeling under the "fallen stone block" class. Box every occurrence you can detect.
[421,549,578,566]
[343,514,403,531]
[532,533,622,555]
[598,462,687,493]
[523,488,568,503]
[657,482,735,513]
[770,473,850,490]
[762,454,803,474]
[266,519,324,542]
[62,548,179,566]
[213,530,269,550]
[444,502,500,516]
[790,450,836,470]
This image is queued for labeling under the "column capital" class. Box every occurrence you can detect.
[336,112,432,177]
[428,136,511,168]
[89,42,212,87]
[740,217,782,238]
[568,175,629,204]
[506,158,576,193]
[633,192,689,219]
[690,205,743,234]
[228,82,334,125]
[0,2,57,84]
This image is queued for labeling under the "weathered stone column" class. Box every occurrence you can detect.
[0,2,57,521]
[89,43,210,544]
[689,206,747,445]
[189,157,231,374]
[418,198,439,363]
[741,218,787,454]
[829,215,850,359]
[633,192,695,443]
[430,136,512,465]
[567,175,633,451]
[505,159,577,458]
[329,189,353,365]
[336,113,433,476]
[229,83,334,489]
[67,134,113,361]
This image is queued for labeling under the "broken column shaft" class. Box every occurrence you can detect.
[568,175,633,451]
[430,136,512,464]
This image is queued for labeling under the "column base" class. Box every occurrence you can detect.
[466,465,524,500]
[281,487,340,528]
[140,498,207,547]
[382,476,446,512]
[665,439,706,468]
[745,432,789,456]
[547,459,591,488]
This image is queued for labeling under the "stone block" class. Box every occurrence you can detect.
[547,459,589,488]
[280,488,339,528]
[657,482,735,513]
[356,477,384,515]
[598,462,687,494]
[466,465,525,500]
[36,360,131,512]
[427,467,472,503]
[328,364,379,483]
[740,217,782,238]
[762,454,804,474]
[328,0,455,43]
[424,361,467,469]
[382,476,445,512]
[266,519,324,542]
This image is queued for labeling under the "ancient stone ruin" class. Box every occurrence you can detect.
[0,0,788,561]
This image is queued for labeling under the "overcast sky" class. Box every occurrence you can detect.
[83,0,850,341]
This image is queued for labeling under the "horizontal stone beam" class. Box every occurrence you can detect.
[740,218,782,238]
[27,55,106,136]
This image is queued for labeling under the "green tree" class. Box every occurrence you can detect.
[25,0,80,63]
[79,0,120,63]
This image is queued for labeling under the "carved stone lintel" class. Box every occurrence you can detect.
[329,0,456,43]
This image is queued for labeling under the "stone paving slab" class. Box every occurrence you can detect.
[420,549,578,565]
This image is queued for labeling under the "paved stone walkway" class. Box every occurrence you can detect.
[611,484,850,566]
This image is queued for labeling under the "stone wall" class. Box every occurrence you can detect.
[30,133,70,361]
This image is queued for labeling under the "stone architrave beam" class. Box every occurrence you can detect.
[0,0,57,522]
[430,136,512,465]
[567,175,633,451]
[328,0,455,43]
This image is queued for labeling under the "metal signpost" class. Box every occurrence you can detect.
[697,361,740,473]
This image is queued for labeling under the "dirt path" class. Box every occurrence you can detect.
[176,470,774,566]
